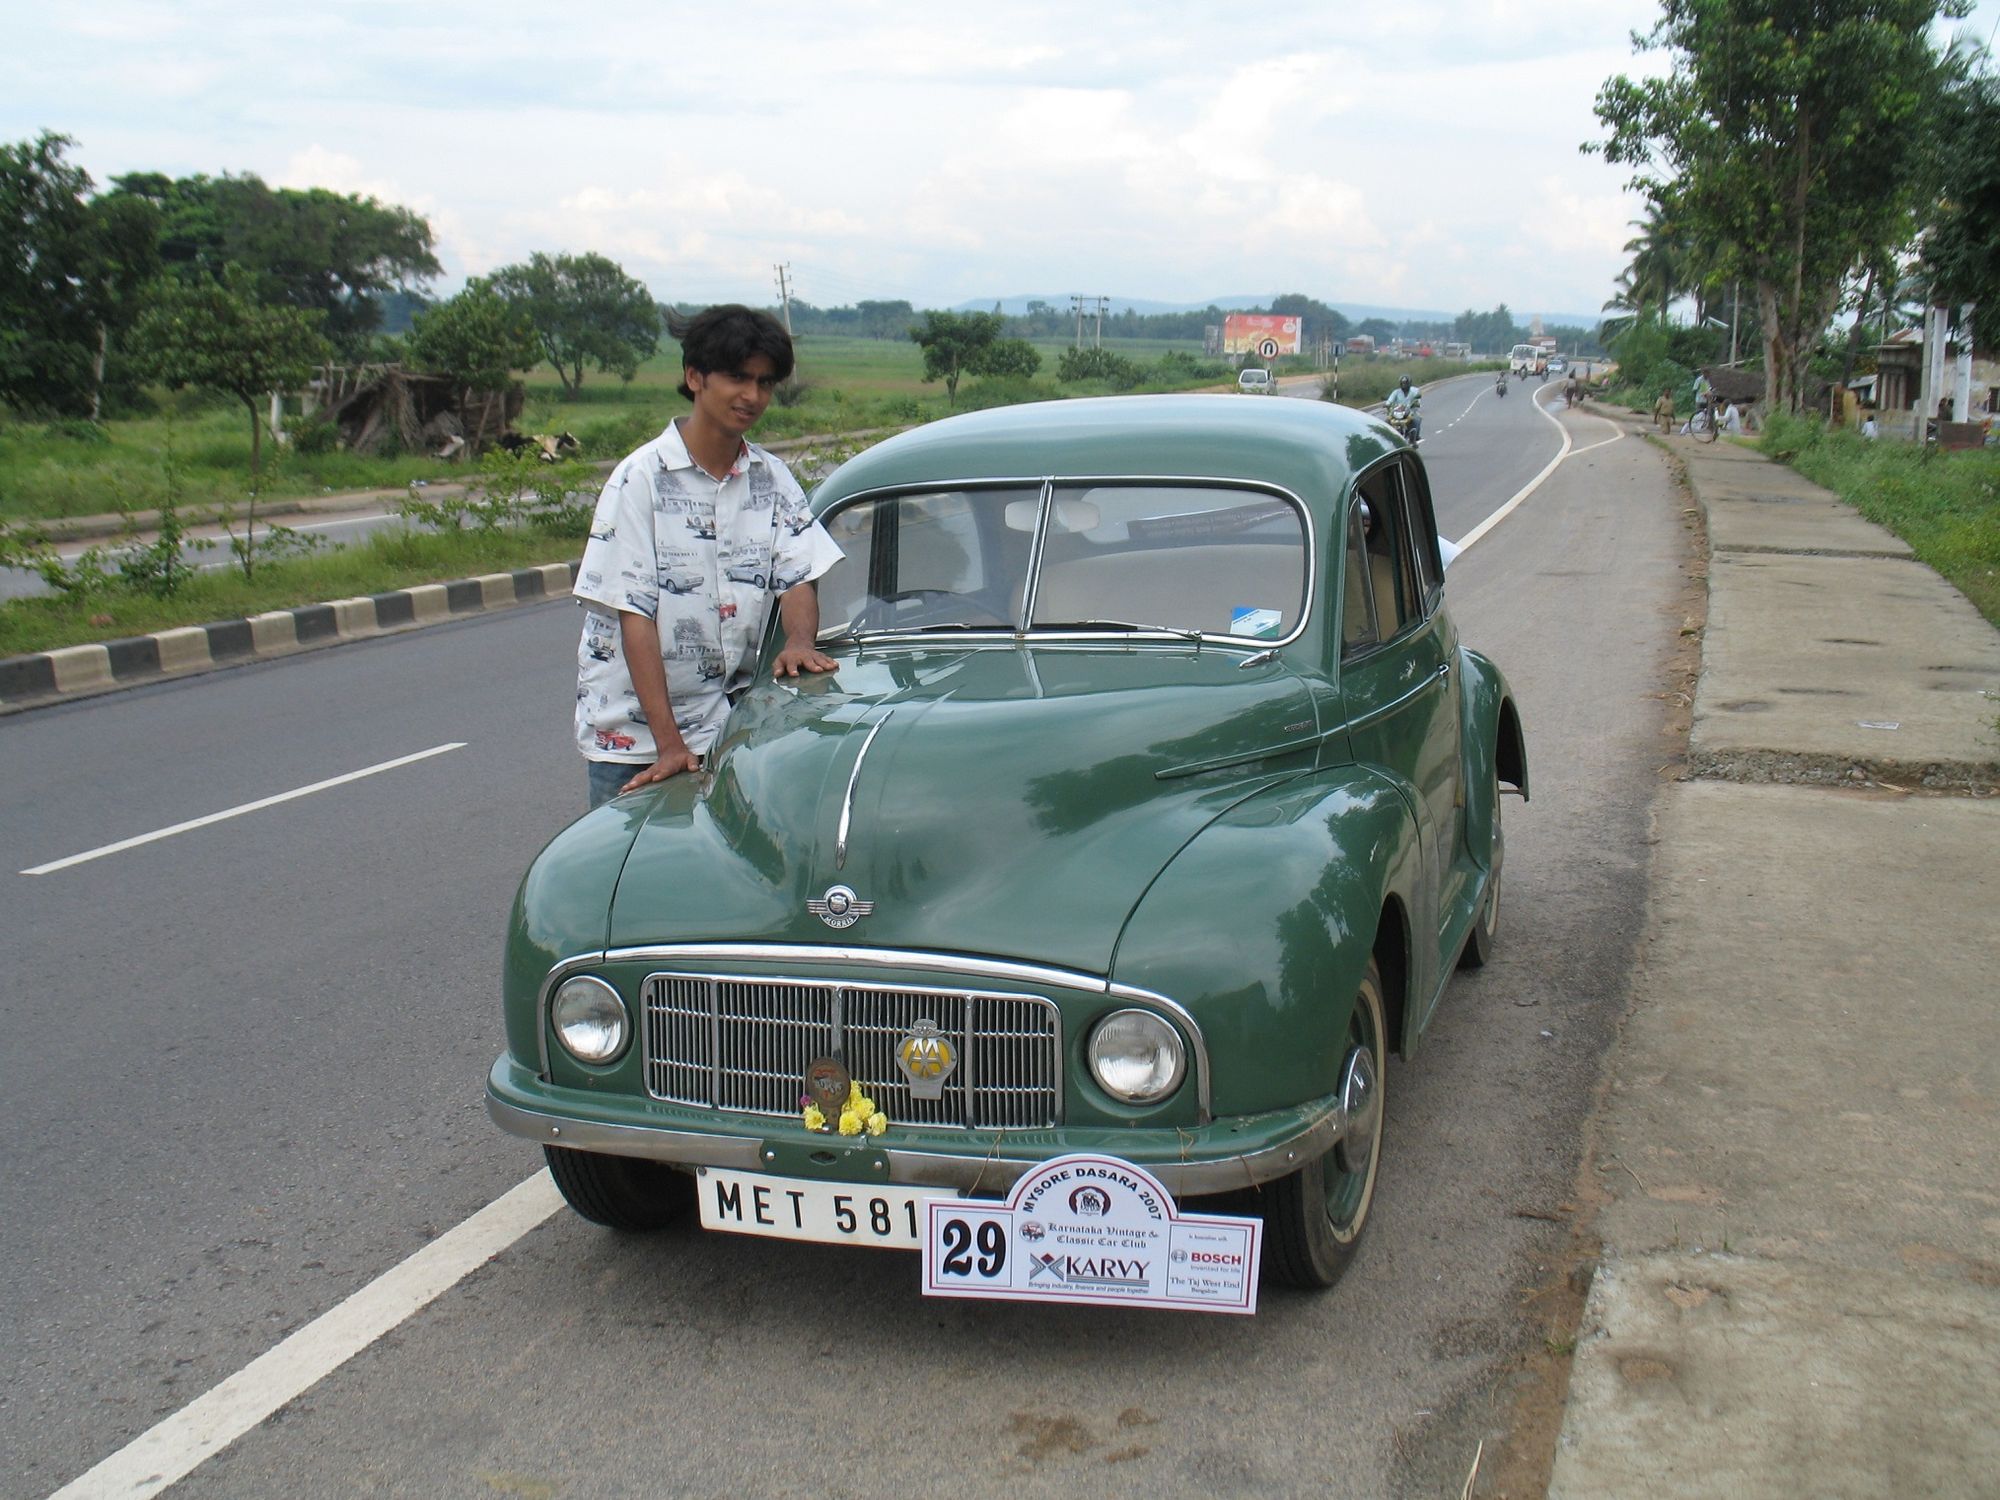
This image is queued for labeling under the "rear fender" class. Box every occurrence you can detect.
[1458,647,1527,874]
[1109,769,1420,1118]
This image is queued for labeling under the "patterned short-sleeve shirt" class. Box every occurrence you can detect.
[573,421,842,763]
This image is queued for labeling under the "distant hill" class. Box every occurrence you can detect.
[951,293,1602,328]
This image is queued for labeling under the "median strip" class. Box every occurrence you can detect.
[0,559,581,715]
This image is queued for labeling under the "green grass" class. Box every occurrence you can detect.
[1,335,1233,525]
[1759,410,2000,625]
[0,526,583,658]
[1,341,1500,658]
[0,400,451,523]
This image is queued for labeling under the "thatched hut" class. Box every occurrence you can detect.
[305,364,524,457]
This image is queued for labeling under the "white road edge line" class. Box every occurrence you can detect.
[46,1171,564,1500]
[1452,388,1622,554]
[20,742,467,875]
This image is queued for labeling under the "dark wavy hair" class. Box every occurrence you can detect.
[667,304,795,400]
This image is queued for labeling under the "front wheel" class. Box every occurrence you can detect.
[1260,959,1388,1288]
[544,1146,695,1231]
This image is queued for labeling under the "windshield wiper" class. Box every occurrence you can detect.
[1051,618,1206,643]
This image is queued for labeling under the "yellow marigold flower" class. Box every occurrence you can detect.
[802,1104,826,1132]
[853,1094,876,1119]
[866,1111,887,1136]
[837,1110,864,1136]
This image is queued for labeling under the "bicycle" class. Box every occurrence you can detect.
[1689,395,1719,443]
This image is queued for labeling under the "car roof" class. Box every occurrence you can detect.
[812,394,1397,515]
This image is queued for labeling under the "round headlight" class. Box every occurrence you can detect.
[1088,1009,1186,1104]
[552,976,629,1064]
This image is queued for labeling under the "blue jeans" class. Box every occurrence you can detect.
[587,759,635,810]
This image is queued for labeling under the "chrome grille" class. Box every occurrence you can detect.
[642,975,1060,1128]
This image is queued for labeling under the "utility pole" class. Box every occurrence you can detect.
[1070,295,1086,350]
[773,264,794,335]
[1092,295,1108,349]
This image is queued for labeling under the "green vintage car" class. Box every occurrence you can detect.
[488,394,1527,1289]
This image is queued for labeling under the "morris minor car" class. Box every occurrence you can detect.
[488,394,1527,1289]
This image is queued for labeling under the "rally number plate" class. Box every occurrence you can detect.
[696,1168,939,1250]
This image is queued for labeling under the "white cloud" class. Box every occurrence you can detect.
[21,0,1991,317]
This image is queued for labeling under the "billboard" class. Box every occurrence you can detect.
[1223,313,1304,359]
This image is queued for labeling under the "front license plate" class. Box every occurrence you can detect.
[696,1168,941,1250]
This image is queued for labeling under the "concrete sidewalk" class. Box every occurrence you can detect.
[1548,427,2000,1496]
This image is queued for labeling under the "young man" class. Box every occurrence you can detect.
[572,305,843,809]
[1386,375,1422,442]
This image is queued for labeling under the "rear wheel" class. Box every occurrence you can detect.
[1261,959,1388,1289]
[544,1146,695,1231]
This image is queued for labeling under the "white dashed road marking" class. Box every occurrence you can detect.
[20,742,466,875]
[46,1173,564,1499]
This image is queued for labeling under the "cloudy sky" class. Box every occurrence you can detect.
[9,1,1997,324]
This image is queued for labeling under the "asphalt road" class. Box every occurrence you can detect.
[2,386,1691,1498]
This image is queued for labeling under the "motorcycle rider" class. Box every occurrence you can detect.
[1386,375,1422,442]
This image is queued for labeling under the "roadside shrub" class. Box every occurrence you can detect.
[43,418,110,445]
[1057,347,1142,387]
[288,413,339,456]
[573,410,667,459]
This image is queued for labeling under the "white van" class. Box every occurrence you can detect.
[1237,368,1274,394]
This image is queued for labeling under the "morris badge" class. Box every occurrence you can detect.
[807,884,872,929]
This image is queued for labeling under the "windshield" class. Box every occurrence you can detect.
[816,481,1308,642]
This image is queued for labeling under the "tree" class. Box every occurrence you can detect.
[1269,293,1351,350]
[131,266,331,552]
[0,132,160,418]
[978,338,1042,381]
[909,310,1006,405]
[105,172,438,356]
[1920,66,2000,345]
[1589,0,1971,413]
[405,278,540,448]
[1453,305,1522,355]
[490,252,661,398]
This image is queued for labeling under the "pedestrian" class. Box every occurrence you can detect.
[572,304,844,810]
[1654,387,1675,435]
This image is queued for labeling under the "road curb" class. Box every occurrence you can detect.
[0,560,579,715]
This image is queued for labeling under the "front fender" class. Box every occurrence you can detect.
[1109,769,1420,1118]
[501,799,653,1071]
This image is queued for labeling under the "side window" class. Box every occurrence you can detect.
[1341,498,1376,654]
[1353,466,1419,639]
[1403,460,1444,607]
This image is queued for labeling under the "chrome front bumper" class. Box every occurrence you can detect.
[487,1059,1347,1199]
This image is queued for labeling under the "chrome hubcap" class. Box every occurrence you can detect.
[1334,1044,1379,1175]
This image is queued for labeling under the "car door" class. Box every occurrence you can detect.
[1333,457,1465,1015]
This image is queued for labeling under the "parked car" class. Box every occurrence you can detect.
[487,394,1527,1290]
[1237,367,1274,394]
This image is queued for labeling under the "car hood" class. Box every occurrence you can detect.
[607,644,1319,974]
